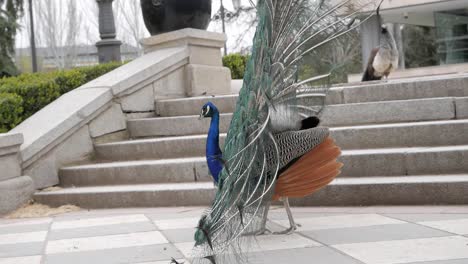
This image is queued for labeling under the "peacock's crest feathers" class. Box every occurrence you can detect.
[192,0,383,262]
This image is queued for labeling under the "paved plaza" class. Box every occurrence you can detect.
[1,206,468,264]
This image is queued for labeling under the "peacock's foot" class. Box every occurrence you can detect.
[273,222,301,235]
[243,227,271,237]
[273,225,297,235]
[255,227,272,236]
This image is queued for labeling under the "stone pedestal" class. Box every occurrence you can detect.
[96,0,122,63]
[142,28,232,97]
[96,39,122,63]
[0,133,34,215]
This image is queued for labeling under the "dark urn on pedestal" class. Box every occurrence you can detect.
[141,0,212,35]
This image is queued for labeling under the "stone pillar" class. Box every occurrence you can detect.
[393,23,405,69]
[141,28,232,98]
[0,133,34,215]
[96,0,122,63]
[360,15,381,71]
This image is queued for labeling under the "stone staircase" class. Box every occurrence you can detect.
[35,74,468,208]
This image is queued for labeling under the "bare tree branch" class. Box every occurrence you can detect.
[35,0,82,69]
[115,0,145,54]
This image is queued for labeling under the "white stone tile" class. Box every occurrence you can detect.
[0,218,51,228]
[153,217,199,230]
[175,234,321,258]
[274,214,405,231]
[250,233,322,252]
[46,231,168,254]
[418,219,468,235]
[0,255,42,264]
[133,260,190,264]
[51,214,149,230]
[0,231,47,245]
[333,236,468,264]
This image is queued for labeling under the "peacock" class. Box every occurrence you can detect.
[362,7,399,82]
[200,102,223,184]
[195,0,383,263]
[200,100,338,235]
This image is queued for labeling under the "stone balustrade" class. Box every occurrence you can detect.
[3,29,232,214]
[0,133,34,215]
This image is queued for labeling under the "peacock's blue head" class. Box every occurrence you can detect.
[199,102,219,119]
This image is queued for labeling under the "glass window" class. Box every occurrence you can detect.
[435,9,468,64]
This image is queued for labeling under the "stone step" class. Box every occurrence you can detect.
[332,119,468,149]
[132,97,466,137]
[101,119,468,161]
[68,145,468,187]
[340,145,468,177]
[59,158,210,187]
[122,119,468,159]
[34,182,216,208]
[128,114,232,138]
[95,134,226,161]
[34,175,468,208]
[156,74,468,117]
[291,175,468,206]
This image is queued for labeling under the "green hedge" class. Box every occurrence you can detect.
[223,53,250,79]
[0,93,23,132]
[0,62,122,131]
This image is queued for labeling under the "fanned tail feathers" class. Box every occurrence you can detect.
[192,0,383,263]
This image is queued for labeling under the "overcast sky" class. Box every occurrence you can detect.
[15,0,256,53]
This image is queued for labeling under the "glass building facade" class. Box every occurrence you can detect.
[359,0,468,70]
[435,9,468,65]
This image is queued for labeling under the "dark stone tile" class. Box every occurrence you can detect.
[162,228,195,243]
[301,223,452,245]
[0,242,44,258]
[246,247,361,264]
[44,244,182,264]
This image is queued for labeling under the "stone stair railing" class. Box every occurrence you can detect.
[1,28,232,214]
[0,133,34,215]
[33,72,468,208]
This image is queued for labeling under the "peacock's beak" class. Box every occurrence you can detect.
[198,114,203,120]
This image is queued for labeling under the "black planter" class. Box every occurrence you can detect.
[141,0,212,35]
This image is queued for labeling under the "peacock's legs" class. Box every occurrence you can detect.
[273,197,299,235]
[243,201,271,236]
[255,202,271,235]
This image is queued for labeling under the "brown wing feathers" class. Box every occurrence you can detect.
[272,136,343,200]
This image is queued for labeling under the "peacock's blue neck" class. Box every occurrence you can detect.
[207,112,221,158]
[206,111,223,183]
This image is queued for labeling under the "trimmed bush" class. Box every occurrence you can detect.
[55,69,87,94]
[223,53,249,79]
[0,93,23,132]
[0,73,61,119]
[0,62,123,131]
[76,61,122,83]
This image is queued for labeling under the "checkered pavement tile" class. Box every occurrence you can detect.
[333,236,468,264]
[0,255,42,264]
[0,207,467,264]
